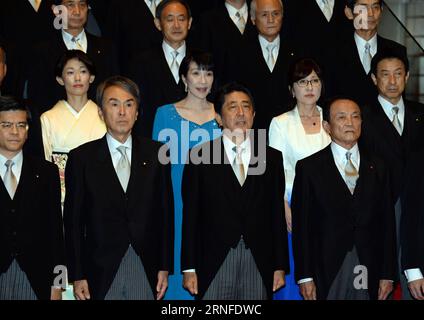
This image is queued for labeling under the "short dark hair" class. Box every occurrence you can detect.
[345,0,382,10]
[370,48,410,75]
[322,95,360,122]
[155,0,191,19]
[0,96,31,121]
[96,76,141,109]
[53,0,90,5]
[55,50,96,78]
[214,82,255,115]
[179,49,214,79]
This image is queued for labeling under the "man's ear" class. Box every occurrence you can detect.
[371,73,377,86]
[251,16,256,26]
[98,107,104,121]
[56,76,65,86]
[188,17,193,30]
[323,120,331,135]
[154,18,162,32]
[405,71,410,84]
[344,5,354,20]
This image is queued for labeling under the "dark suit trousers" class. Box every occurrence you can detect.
[0,260,37,300]
[202,238,267,300]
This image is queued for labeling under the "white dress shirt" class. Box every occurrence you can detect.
[225,1,248,28]
[0,151,24,185]
[378,95,405,135]
[162,40,186,84]
[62,29,88,53]
[316,0,334,21]
[354,32,377,72]
[258,34,280,72]
[298,141,360,285]
[106,133,132,172]
[145,0,161,17]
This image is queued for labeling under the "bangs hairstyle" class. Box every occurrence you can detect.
[345,0,382,10]
[288,58,323,87]
[55,50,96,78]
[0,95,32,121]
[214,82,255,115]
[179,49,214,79]
[155,0,191,19]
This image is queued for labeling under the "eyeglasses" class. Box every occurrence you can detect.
[296,78,321,87]
[0,122,29,131]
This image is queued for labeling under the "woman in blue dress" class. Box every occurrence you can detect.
[153,49,221,300]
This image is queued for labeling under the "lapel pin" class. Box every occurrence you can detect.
[142,162,147,166]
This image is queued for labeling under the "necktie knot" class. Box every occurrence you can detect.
[235,11,246,34]
[392,106,399,115]
[365,42,371,51]
[345,151,352,161]
[117,145,127,157]
[5,159,14,170]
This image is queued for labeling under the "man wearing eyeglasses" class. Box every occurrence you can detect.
[0,95,65,300]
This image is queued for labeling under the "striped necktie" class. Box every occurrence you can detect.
[4,160,18,199]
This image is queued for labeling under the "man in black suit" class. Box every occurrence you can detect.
[229,0,296,131]
[401,149,424,300]
[292,97,396,300]
[181,82,289,300]
[104,0,163,72]
[192,0,255,85]
[64,76,174,300]
[361,49,424,299]
[0,96,64,300]
[28,0,118,115]
[0,0,56,97]
[329,0,407,106]
[127,0,192,138]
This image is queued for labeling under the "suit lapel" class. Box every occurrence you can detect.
[126,137,151,198]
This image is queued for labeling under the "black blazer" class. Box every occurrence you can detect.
[64,135,174,299]
[401,149,424,274]
[28,30,119,114]
[329,34,407,106]
[126,46,187,138]
[0,154,64,300]
[360,99,424,201]
[191,2,256,85]
[104,0,162,72]
[181,137,289,299]
[0,0,55,97]
[228,36,297,130]
[291,145,397,300]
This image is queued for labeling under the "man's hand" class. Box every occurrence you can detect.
[50,287,63,300]
[73,280,91,300]
[183,272,198,295]
[408,279,424,300]
[273,270,286,291]
[156,271,169,300]
[284,201,292,233]
[299,280,317,300]
[378,280,393,300]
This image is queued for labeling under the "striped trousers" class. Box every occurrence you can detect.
[0,260,37,300]
[104,246,154,300]
[203,238,267,300]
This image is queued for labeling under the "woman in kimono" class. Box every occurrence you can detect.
[41,50,106,203]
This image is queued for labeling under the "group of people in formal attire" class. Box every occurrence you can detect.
[0,0,423,301]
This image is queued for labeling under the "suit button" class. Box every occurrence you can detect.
[10,209,16,214]
[12,231,17,236]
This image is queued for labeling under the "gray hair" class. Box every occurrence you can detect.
[96,76,141,109]
[250,0,283,19]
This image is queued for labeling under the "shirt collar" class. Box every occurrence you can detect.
[162,41,186,59]
[0,150,24,177]
[258,34,280,49]
[378,94,405,119]
[331,141,359,165]
[106,133,132,153]
[225,1,248,19]
[62,29,86,43]
[223,134,251,163]
[354,32,377,53]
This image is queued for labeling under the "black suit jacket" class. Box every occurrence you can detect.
[191,2,256,86]
[0,154,64,300]
[329,34,407,106]
[181,137,289,299]
[0,0,55,96]
[64,135,174,299]
[360,99,424,201]
[291,145,397,300]
[401,149,424,274]
[228,36,297,130]
[28,30,119,114]
[104,0,162,72]
[126,46,187,138]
